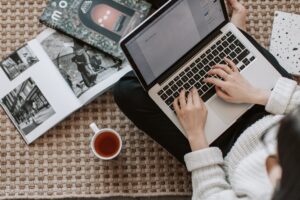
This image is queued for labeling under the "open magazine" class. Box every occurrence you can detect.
[0,28,131,144]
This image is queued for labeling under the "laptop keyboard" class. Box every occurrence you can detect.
[158,31,256,112]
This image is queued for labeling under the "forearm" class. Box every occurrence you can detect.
[184,148,242,200]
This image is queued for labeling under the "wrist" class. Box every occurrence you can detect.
[251,88,271,106]
[187,131,209,151]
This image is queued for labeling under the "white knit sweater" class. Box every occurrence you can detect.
[184,77,299,200]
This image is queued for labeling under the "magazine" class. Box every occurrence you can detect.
[270,11,300,75]
[40,0,151,60]
[0,28,131,144]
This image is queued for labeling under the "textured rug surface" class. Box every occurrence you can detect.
[0,0,299,199]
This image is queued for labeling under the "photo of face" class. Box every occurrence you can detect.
[91,4,128,34]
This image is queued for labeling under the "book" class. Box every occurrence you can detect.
[270,11,300,75]
[40,0,151,60]
[0,28,132,144]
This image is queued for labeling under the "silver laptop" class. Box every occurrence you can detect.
[120,0,282,144]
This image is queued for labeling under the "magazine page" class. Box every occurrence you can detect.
[36,29,132,105]
[270,11,300,75]
[78,61,131,105]
[0,39,81,144]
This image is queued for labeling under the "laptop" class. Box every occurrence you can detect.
[120,0,282,144]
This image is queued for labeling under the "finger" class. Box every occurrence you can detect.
[208,68,229,80]
[216,86,231,101]
[187,90,193,105]
[204,77,227,88]
[224,57,239,72]
[179,89,186,107]
[191,87,201,106]
[173,98,181,114]
[212,64,233,74]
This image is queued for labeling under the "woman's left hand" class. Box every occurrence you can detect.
[173,87,209,151]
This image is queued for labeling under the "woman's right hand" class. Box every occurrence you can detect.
[204,58,270,106]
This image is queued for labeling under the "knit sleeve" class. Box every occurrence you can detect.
[265,77,298,114]
[184,147,249,200]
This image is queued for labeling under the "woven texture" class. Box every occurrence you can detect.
[0,0,299,199]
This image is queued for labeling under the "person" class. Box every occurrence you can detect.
[113,0,300,199]
[72,44,97,88]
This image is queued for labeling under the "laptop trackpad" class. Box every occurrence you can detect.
[208,97,250,125]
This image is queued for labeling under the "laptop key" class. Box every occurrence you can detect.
[166,89,173,96]
[207,54,214,60]
[204,66,211,72]
[202,87,216,102]
[189,78,196,85]
[194,74,201,80]
[174,76,180,81]
[228,35,236,43]
[161,93,167,100]
[173,92,179,98]
[203,58,209,65]
[197,63,204,70]
[214,57,221,63]
[158,90,163,95]
[233,58,239,64]
[177,80,183,86]
[217,45,224,52]
[179,71,185,77]
[171,85,178,91]
[163,85,169,91]
[250,56,255,61]
[222,41,229,47]
[212,50,219,56]
[184,66,191,73]
[211,44,217,49]
[226,32,232,37]
[192,67,198,73]
[187,71,193,78]
[224,48,231,54]
[201,85,209,92]
[165,97,174,105]
[200,53,206,59]
[237,49,250,61]
[195,58,201,63]
[184,83,190,90]
[229,44,236,50]
[240,65,246,70]
[199,70,206,76]
[230,52,237,59]
[182,75,188,82]
[194,82,201,89]
[220,52,226,59]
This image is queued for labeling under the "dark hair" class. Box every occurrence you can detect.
[272,106,300,200]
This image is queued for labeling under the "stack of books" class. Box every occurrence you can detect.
[0,0,151,144]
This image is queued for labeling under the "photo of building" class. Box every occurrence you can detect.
[0,45,39,80]
[1,78,55,135]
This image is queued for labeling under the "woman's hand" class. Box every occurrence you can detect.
[173,87,209,151]
[204,58,270,105]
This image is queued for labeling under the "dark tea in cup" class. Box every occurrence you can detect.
[93,131,121,157]
[90,123,122,160]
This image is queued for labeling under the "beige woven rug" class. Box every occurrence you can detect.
[0,0,299,199]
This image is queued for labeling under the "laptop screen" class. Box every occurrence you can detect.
[125,0,225,85]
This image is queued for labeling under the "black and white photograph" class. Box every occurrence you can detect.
[1,78,55,135]
[40,31,124,97]
[0,45,39,80]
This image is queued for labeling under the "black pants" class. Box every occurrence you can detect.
[113,30,292,164]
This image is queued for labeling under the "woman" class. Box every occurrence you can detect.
[113,0,300,199]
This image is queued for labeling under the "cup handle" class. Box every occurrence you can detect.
[90,122,100,134]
